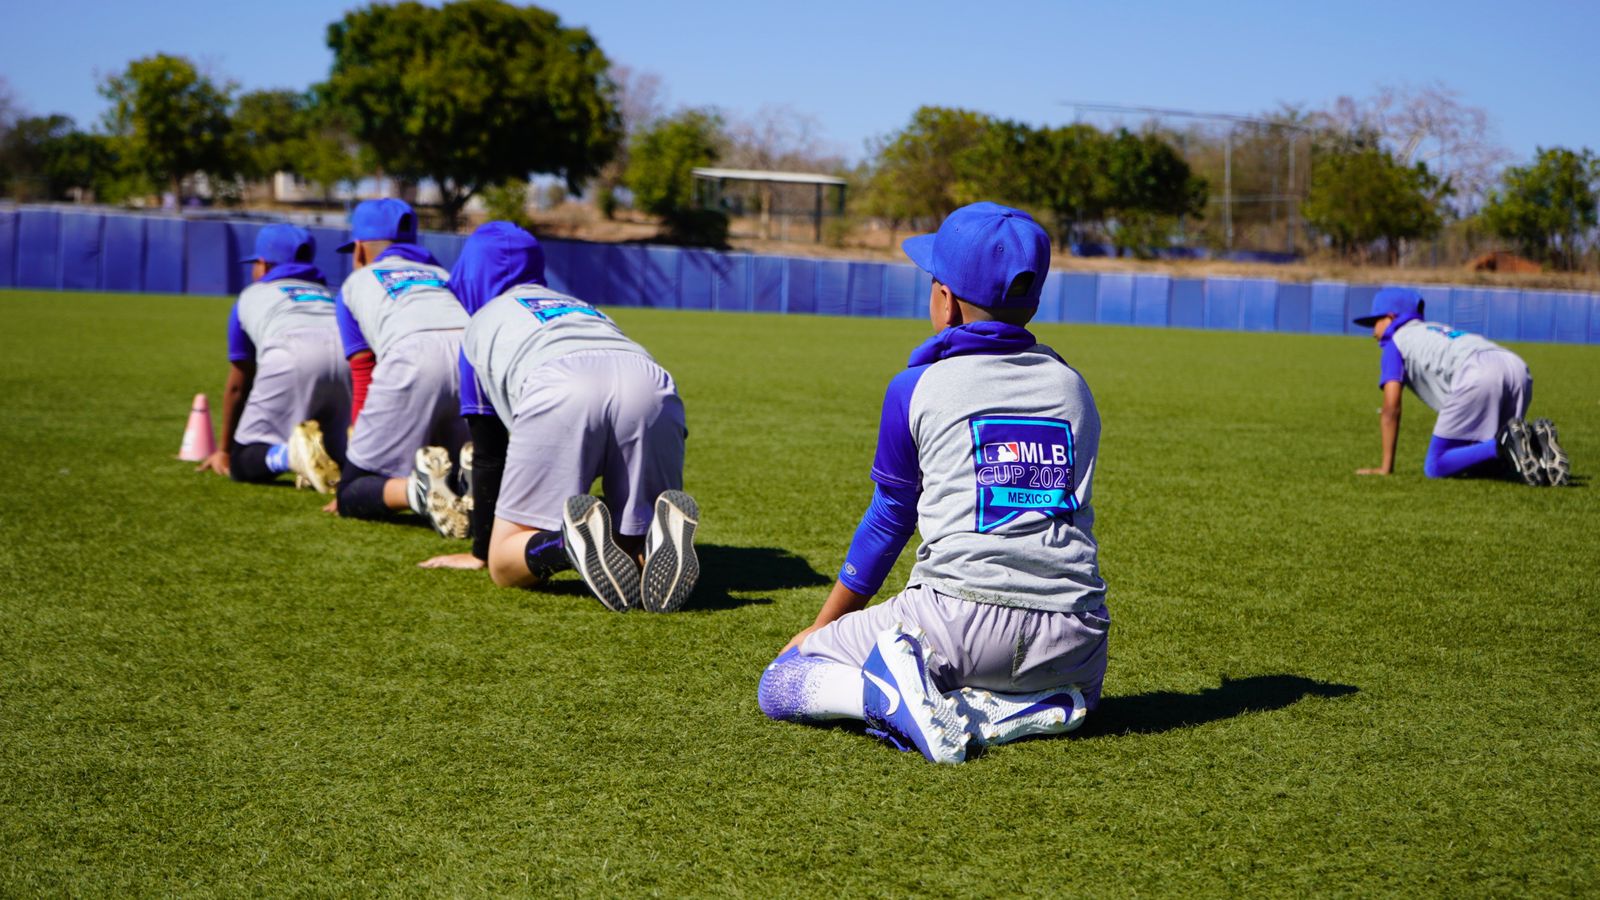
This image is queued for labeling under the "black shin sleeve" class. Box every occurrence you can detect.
[336,461,393,520]
[466,414,509,561]
[229,441,277,483]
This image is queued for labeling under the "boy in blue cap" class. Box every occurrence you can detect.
[1353,287,1569,485]
[417,221,699,612]
[331,198,472,535]
[757,202,1111,763]
[197,224,349,491]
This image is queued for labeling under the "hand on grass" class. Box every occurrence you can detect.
[195,450,230,476]
[1355,467,1391,476]
[418,553,485,571]
[321,498,338,514]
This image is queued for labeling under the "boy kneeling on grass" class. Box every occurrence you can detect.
[1352,287,1569,486]
[758,202,1111,764]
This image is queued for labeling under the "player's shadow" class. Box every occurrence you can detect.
[1079,674,1358,738]
[686,544,831,610]
[535,544,828,610]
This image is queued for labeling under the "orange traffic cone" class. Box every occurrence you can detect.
[178,393,217,461]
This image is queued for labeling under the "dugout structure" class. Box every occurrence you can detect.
[691,168,847,243]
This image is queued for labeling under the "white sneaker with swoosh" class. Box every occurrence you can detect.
[861,625,970,764]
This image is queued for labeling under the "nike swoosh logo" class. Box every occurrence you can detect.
[996,694,1075,724]
[863,670,901,715]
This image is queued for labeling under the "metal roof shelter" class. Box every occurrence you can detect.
[691,168,847,243]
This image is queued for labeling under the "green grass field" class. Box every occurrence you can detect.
[2,289,1597,895]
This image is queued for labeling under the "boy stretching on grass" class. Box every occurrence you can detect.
[331,198,471,536]
[418,222,700,612]
[1353,287,1569,485]
[758,202,1111,763]
[197,224,347,491]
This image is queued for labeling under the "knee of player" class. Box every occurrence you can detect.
[1422,458,1447,479]
[486,544,524,589]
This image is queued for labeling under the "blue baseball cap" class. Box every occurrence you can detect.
[337,198,418,252]
[1353,287,1423,326]
[241,224,315,265]
[902,202,1050,308]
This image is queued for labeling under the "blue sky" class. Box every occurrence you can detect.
[5,0,1597,165]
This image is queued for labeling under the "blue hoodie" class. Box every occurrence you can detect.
[449,222,548,415]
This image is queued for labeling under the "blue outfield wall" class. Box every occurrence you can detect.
[1,206,1597,345]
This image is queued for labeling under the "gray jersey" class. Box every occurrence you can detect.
[338,257,467,359]
[234,279,337,350]
[886,346,1104,613]
[1390,320,1505,411]
[463,284,652,426]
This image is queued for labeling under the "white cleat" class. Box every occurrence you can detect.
[288,420,341,494]
[406,446,468,539]
[954,685,1088,747]
[862,625,971,764]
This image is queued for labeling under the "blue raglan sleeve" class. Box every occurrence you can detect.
[458,348,495,417]
[838,366,928,595]
[335,288,371,358]
[226,302,254,362]
[1379,340,1405,387]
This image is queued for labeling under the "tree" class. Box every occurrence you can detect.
[99,53,235,203]
[623,109,727,245]
[1099,129,1207,257]
[861,106,992,235]
[231,89,304,196]
[323,0,621,228]
[1480,147,1599,271]
[1302,140,1447,263]
[0,115,124,201]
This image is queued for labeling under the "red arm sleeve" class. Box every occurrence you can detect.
[349,351,375,424]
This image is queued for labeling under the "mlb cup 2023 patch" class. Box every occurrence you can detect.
[277,284,333,304]
[375,267,447,299]
[970,416,1078,532]
[515,295,609,324]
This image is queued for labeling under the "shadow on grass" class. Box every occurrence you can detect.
[1080,674,1359,738]
[533,544,829,611]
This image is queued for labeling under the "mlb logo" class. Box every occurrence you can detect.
[983,442,1020,463]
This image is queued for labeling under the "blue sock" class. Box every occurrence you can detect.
[758,647,865,722]
[1424,435,1499,478]
[265,443,291,474]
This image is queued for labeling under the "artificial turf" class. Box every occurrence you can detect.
[1,288,1596,895]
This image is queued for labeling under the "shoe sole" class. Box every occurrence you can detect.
[1530,418,1570,487]
[561,495,641,612]
[641,491,700,613]
[864,626,970,764]
[1503,420,1544,486]
[414,447,467,539]
[458,442,475,513]
[291,421,341,494]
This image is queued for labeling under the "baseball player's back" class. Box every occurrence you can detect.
[1388,319,1503,411]
[463,285,652,426]
[338,254,467,359]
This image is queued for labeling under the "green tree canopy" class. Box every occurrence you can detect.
[1480,146,1599,271]
[861,106,992,230]
[323,0,621,227]
[1302,141,1447,263]
[99,53,234,202]
[623,108,723,215]
[231,89,305,183]
[0,115,127,202]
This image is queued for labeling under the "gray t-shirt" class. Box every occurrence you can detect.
[337,257,467,359]
[462,284,651,426]
[231,278,337,360]
[1386,319,1504,410]
[867,336,1104,613]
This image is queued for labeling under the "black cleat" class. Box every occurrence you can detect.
[1529,418,1570,487]
[1496,419,1544,486]
[560,495,641,612]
